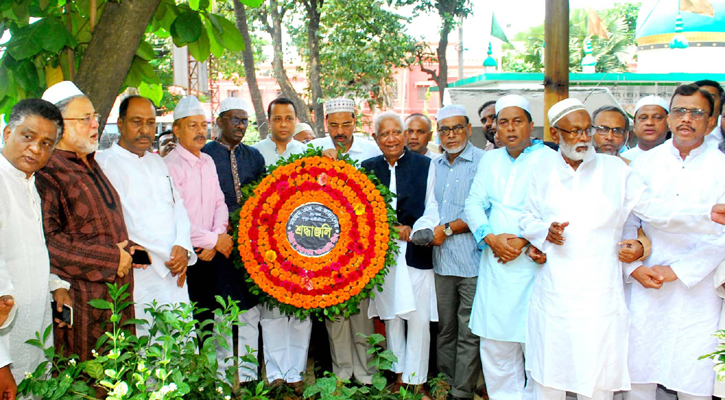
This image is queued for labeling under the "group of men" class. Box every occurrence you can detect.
[2,77,725,400]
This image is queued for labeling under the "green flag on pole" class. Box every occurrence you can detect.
[491,13,509,44]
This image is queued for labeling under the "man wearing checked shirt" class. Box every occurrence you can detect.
[430,105,485,400]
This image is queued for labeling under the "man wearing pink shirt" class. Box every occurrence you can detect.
[165,96,234,334]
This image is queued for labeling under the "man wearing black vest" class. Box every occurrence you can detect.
[362,111,440,399]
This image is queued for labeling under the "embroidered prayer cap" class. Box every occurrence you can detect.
[436,104,468,121]
[220,97,249,114]
[495,95,531,115]
[548,98,587,126]
[174,96,206,121]
[324,98,355,116]
[294,122,313,135]
[634,95,670,116]
[42,81,85,105]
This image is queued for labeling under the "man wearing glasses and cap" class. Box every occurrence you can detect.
[520,97,725,400]
[35,81,137,362]
[310,98,381,164]
[621,96,670,162]
[293,123,316,144]
[202,97,266,383]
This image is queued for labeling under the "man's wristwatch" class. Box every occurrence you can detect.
[186,250,192,260]
[443,222,453,237]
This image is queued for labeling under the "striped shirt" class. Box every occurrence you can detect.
[432,142,485,277]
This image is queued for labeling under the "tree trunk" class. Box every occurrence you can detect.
[544,0,569,141]
[74,0,162,133]
[305,0,324,137]
[265,0,314,126]
[435,1,456,107]
[233,0,269,139]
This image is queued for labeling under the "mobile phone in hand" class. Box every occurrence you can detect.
[131,249,152,265]
[51,302,73,326]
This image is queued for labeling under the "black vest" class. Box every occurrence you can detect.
[361,150,433,270]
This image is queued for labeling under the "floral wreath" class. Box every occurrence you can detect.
[232,147,399,320]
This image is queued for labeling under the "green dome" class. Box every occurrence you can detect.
[636,0,725,41]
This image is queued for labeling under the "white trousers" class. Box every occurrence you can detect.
[624,383,710,400]
[216,305,261,382]
[480,337,534,400]
[260,310,312,383]
[533,380,612,400]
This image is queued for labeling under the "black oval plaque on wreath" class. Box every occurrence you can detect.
[285,203,341,257]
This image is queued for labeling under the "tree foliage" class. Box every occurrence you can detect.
[502,3,640,73]
[0,0,259,119]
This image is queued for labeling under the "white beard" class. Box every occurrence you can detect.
[560,139,592,161]
[67,133,99,155]
[442,142,466,155]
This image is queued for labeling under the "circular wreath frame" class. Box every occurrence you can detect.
[231,147,399,320]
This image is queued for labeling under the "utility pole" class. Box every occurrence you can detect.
[543,0,569,141]
[458,16,464,80]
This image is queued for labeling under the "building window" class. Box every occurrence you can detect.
[417,86,429,101]
[228,90,239,98]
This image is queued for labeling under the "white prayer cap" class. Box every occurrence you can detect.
[173,96,206,121]
[220,97,249,114]
[324,98,355,115]
[548,98,587,126]
[436,104,468,121]
[42,81,85,105]
[634,95,669,116]
[495,95,531,115]
[294,122,313,135]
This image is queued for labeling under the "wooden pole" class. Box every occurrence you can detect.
[543,0,569,141]
[90,0,97,31]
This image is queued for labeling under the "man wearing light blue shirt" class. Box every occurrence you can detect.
[431,105,485,400]
[464,95,557,400]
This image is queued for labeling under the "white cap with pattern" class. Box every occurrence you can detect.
[220,97,249,114]
[436,104,468,121]
[634,95,669,116]
[547,98,587,126]
[324,98,355,116]
[174,96,206,121]
[495,95,531,115]
[42,81,85,105]
[294,122,313,135]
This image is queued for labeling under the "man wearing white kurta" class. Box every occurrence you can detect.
[465,95,557,400]
[621,96,669,163]
[362,112,439,394]
[256,98,310,391]
[0,99,71,398]
[520,98,725,400]
[310,98,381,164]
[625,84,725,400]
[97,96,196,337]
[252,98,308,166]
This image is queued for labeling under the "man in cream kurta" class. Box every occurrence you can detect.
[520,98,725,400]
[0,99,71,399]
[97,96,196,337]
[465,95,557,400]
[625,84,725,400]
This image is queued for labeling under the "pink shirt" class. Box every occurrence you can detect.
[165,145,228,249]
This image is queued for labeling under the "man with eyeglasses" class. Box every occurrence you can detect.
[405,113,438,159]
[311,98,381,163]
[478,100,498,150]
[97,95,195,338]
[293,122,316,144]
[622,96,670,162]
[35,81,137,362]
[625,84,725,400]
[202,97,266,383]
[520,97,725,400]
[363,111,439,399]
[426,105,484,400]
[465,95,556,400]
[165,96,234,343]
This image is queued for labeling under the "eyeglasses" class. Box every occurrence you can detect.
[221,116,248,126]
[592,125,627,137]
[64,113,101,126]
[670,107,708,120]
[555,125,595,138]
[437,124,467,136]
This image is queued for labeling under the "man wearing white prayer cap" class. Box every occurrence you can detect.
[166,96,236,350]
[311,98,381,163]
[519,96,725,400]
[621,96,670,162]
[201,96,265,383]
[429,104,485,400]
[293,122,315,143]
[465,94,557,400]
[36,81,137,361]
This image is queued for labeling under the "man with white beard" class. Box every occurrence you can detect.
[520,98,725,400]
